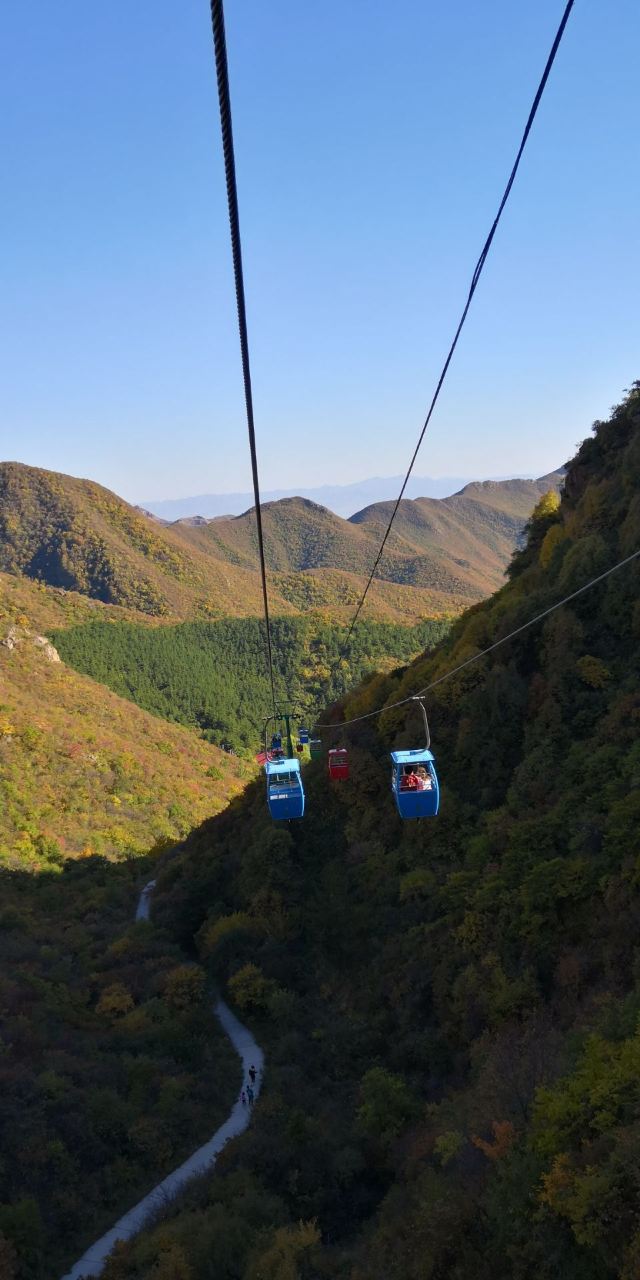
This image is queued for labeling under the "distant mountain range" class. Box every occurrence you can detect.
[0,462,564,625]
[141,473,543,521]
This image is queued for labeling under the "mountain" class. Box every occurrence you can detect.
[0,572,250,865]
[0,462,564,624]
[0,462,278,619]
[100,387,640,1278]
[172,471,564,596]
[141,475,484,521]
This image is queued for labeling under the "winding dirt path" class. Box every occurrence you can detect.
[61,881,263,1280]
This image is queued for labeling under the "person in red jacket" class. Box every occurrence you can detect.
[401,768,418,791]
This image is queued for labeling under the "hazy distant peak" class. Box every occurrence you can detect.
[133,504,168,524]
[453,467,566,500]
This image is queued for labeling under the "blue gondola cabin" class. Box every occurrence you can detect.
[266,757,305,819]
[391,749,439,818]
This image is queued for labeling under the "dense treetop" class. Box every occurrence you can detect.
[52,616,450,753]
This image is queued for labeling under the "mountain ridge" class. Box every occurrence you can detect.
[140,471,549,521]
[0,461,563,624]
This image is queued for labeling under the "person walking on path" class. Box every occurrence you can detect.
[249,1065,256,1085]
[247,1084,254,1106]
[241,1090,247,1107]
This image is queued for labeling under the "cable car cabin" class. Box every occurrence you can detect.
[391,749,439,818]
[298,726,310,744]
[328,748,349,780]
[266,757,305,820]
[309,739,323,761]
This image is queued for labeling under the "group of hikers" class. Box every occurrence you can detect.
[240,1062,259,1108]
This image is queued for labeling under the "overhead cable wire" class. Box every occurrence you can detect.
[341,0,576,648]
[209,0,277,717]
[316,546,640,729]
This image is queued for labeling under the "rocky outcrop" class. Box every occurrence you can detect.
[1,625,61,662]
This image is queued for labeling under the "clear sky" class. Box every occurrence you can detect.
[1,1,638,502]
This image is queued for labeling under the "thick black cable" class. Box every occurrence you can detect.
[209,0,277,718]
[342,0,575,648]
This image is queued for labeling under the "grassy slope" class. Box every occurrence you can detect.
[0,574,251,864]
[0,463,561,623]
[103,390,640,1278]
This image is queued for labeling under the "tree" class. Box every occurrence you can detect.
[228,964,272,1012]
[96,982,135,1019]
[357,1068,417,1149]
[163,965,206,1011]
[245,1221,320,1280]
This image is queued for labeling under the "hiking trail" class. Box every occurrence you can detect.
[61,879,263,1280]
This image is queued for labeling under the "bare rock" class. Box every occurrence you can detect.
[1,626,20,651]
[33,635,61,663]
[1,626,61,662]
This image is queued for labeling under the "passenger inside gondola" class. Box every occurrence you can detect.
[400,767,418,791]
[415,766,433,790]
[400,764,433,791]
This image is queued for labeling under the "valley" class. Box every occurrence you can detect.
[3,0,637,1274]
[50,616,450,753]
[1,392,638,1279]
[87,388,639,1280]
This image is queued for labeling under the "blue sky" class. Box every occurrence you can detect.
[1,0,638,502]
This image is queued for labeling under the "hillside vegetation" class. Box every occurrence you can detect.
[0,856,239,1280]
[51,616,450,752]
[0,462,562,624]
[0,575,250,865]
[173,472,563,596]
[0,463,277,619]
[100,387,640,1279]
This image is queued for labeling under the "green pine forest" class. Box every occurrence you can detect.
[0,386,639,1280]
[51,618,450,752]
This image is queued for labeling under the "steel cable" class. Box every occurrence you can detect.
[341,0,576,648]
[209,0,278,717]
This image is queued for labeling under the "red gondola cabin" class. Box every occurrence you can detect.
[328,748,349,780]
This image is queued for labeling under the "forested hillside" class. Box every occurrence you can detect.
[0,463,278,619]
[52,617,449,752]
[0,574,249,864]
[0,462,562,624]
[100,387,640,1279]
[0,856,239,1279]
